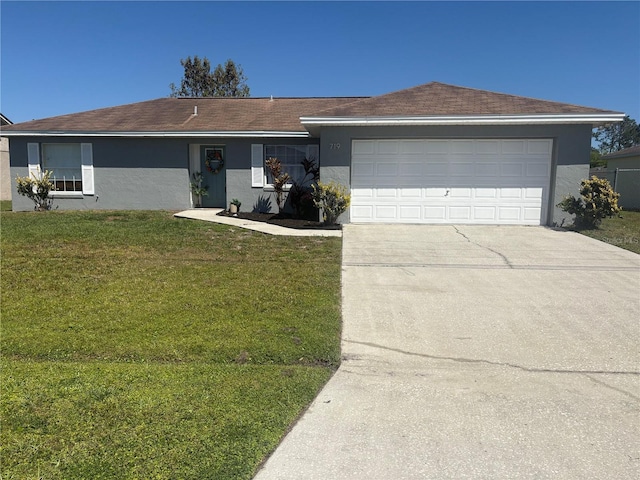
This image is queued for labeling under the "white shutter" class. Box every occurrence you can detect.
[251,144,264,187]
[27,143,41,179]
[81,143,94,195]
[307,144,319,164]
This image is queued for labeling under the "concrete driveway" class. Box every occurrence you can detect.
[255,225,640,479]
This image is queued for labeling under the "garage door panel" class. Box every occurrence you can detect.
[352,162,375,177]
[501,163,524,176]
[450,188,472,198]
[425,141,450,154]
[352,141,375,155]
[375,205,398,220]
[377,141,399,154]
[474,206,497,221]
[424,206,447,220]
[451,140,475,154]
[351,139,551,225]
[528,139,553,155]
[502,140,527,154]
[376,163,398,176]
[399,162,422,176]
[476,140,500,154]
[399,205,422,220]
[399,187,422,199]
[449,206,472,220]
[424,162,448,176]
[399,140,425,155]
[526,163,549,178]
[476,163,499,176]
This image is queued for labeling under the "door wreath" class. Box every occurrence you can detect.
[205,149,224,174]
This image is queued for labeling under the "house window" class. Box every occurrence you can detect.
[42,143,83,192]
[264,144,319,187]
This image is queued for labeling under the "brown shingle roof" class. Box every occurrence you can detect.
[308,82,620,117]
[3,97,365,133]
[3,82,621,134]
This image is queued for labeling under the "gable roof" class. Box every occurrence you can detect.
[601,145,640,160]
[0,113,12,126]
[2,82,624,138]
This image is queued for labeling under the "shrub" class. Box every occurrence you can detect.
[311,181,351,225]
[557,176,621,229]
[16,170,55,211]
[289,157,320,220]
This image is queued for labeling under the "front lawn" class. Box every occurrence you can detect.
[1,210,342,479]
[572,210,640,254]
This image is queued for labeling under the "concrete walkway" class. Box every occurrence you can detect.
[174,209,341,237]
[254,225,640,479]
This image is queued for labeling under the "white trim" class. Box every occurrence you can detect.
[80,143,94,195]
[300,113,626,127]
[1,130,312,138]
[251,144,264,187]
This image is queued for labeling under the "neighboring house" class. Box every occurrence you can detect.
[4,82,624,225]
[1,113,13,201]
[601,145,640,209]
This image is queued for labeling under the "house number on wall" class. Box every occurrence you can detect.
[329,143,341,150]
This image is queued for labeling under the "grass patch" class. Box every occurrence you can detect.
[0,200,11,211]
[571,210,640,254]
[1,210,342,479]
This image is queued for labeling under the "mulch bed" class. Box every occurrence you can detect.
[217,211,342,230]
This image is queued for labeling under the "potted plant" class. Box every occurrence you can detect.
[229,198,241,214]
[190,172,208,207]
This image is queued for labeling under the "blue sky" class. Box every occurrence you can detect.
[1,1,639,124]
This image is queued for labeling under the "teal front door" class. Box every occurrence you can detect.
[201,146,226,208]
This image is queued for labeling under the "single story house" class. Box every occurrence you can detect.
[4,82,624,225]
[601,145,640,209]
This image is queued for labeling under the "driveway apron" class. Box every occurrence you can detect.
[254,225,640,479]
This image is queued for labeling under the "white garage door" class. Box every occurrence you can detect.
[351,139,552,225]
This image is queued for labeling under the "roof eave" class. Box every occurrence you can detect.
[1,130,313,138]
[300,113,626,128]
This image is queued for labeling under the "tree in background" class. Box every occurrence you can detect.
[593,115,640,155]
[169,56,250,97]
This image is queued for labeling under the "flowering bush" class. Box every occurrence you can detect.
[311,181,350,225]
[16,170,55,211]
[557,176,620,229]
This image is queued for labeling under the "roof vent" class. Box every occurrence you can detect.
[194,105,198,115]
[270,95,273,101]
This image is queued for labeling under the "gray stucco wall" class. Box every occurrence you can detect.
[10,137,192,211]
[9,136,321,214]
[224,138,320,214]
[317,124,592,226]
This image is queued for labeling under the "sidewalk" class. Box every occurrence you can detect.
[174,209,342,237]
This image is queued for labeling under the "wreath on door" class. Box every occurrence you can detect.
[205,149,224,174]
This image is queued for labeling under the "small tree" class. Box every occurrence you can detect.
[557,176,620,229]
[16,170,55,211]
[265,157,290,213]
[311,181,351,225]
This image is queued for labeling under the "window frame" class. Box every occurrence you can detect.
[262,144,319,190]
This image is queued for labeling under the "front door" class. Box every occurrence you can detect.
[200,146,226,208]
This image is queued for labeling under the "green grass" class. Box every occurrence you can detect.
[572,210,640,254]
[0,200,11,211]
[1,210,342,479]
